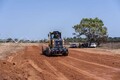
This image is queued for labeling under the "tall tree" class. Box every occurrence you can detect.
[73,17,108,46]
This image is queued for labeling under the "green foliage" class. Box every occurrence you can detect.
[64,37,86,42]
[73,17,108,45]
[108,37,120,42]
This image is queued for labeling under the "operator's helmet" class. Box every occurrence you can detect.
[53,33,59,39]
[56,34,60,38]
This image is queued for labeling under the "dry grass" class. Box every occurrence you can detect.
[100,42,120,49]
[98,42,120,54]
[0,43,41,59]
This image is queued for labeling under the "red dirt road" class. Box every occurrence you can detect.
[0,45,120,80]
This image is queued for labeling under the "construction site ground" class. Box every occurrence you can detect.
[0,43,120,80]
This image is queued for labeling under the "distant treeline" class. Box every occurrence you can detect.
[64,37,86,42]
[0,38,47,43]
[0,37,120,43]
[64,37,120,43]
[107,37,120,42]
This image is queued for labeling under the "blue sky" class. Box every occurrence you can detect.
[0,0,120,40]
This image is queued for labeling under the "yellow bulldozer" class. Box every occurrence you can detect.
[42,31,68,56]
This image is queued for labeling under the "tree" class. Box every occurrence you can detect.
[73,17,108,46]
[6,38,13,42]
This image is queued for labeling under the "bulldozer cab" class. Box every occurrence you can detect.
[49,31,61,39]
[42,31,68,56]
[48,31,62,48]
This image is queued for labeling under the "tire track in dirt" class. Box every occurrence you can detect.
[68,56,120,71]
[6,46,58,80]
[44,60,69,80]
[71,49,120,62]
[28,59,57,79]
[3,45,120,80]
[7,56,14,62]
[59,61,106,80]
[7,47,26,62]
[61,56,120,80]
[28,59,43,72]
[69,49,120,68]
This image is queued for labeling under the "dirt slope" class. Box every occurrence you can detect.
[0,45,120,80]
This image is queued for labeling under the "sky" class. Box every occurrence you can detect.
[0,0,120,40]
